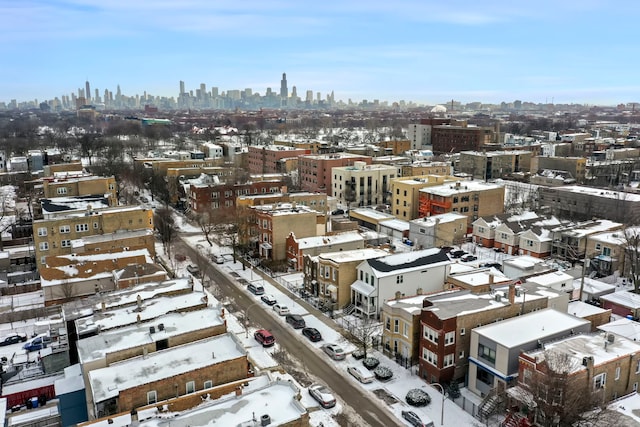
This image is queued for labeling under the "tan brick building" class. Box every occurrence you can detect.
[332,161,396,208]
[390,175,460,220]
[248,203,326,260]
[418,181,505,230]
[458,151,532,181]
[247,145,310,174]
[400,162,451,177]
[88,334,248,418]
[32,206,154,269]
[42,175,118,205]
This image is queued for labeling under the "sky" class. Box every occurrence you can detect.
[2,0,640,106]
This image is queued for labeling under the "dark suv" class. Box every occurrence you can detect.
[285,314,306,329]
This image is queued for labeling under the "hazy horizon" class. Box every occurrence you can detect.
[3,1,640,106]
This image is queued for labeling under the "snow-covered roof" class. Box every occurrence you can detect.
[419,180,503,197]
[474,309,590,348]
[351,280,376,297]
[448,270,511,288]
[367,248,450,277]
[379,218,410,231]
[598,318,640,341]
[556,185,640,202]
[319,248,387,264]
[525,332,640,374]
[295,231,363,249]
[349,208,395,221]
[75,291,212,336]
[571,277,616,295]
[136,376,306,427]
[567,300,609,318]
[54,364,85,395]
[600,291,640,309]
[61,278,193,320]
[410,212,467,226]
[525,271,573,287]
[77,306,224,364]
[89,333,245,403]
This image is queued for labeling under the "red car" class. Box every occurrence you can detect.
[254,329,275,347]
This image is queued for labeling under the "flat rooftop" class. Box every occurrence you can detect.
[474,309,590,348]
[89,334,245,403]
[77,306,224,364]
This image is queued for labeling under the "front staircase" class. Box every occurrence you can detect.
[478,388,504,421]
[342,303,355,316]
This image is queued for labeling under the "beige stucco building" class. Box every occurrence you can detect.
[390,175,460,221]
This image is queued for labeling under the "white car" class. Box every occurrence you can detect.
[273,304,290,315]
[322,343,346,360]
[347,365,375,384]
[308,383,336,409]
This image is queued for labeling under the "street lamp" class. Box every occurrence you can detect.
[244,302,262,339]
[429,383,445,426]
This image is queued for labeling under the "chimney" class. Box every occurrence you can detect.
[137,294,142,309]
[488,274,494,285]
[136,314,141,324]
[101,301,106,311]
[235,386,243,397]
[395,291,402,300]
[416,288,423,295]
[508,283,516,304]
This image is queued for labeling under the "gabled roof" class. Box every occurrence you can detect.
[367,248,449,274]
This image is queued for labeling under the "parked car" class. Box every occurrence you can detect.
[211,254,224,264]
[247,283,265,295]
[285,314,306,329]
[273,304,290,315]
[186,264,200,276]
[322,343,346,360]
[0,333,27,346]
[308,383,336,408]
[254,329,275,347]
[302,327,322,342]
[347,365,375,384]
[23,335,52,352]
[401,410,433,427]
[261,294,277,305]
[331,208,345,216]
[480,262,503,271]
[450,249,466,258]
[461,254,477,262]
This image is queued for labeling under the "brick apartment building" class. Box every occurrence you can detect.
[298,153,371,194]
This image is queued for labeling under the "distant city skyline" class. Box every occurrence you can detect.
[2,1,640,106]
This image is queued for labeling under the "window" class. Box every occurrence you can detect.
[394,319,399,333]
[60,225,70,233]
[593,373,606,390]
[39,242,49,251]
[186,381,195,394]
[109,183,115,190]
[75,224,89,232]
[385,317,391,331]
[444,331,455,346]
[460,328,466,336]
[403,322,409,338]
[595,243,602,251]
[422,348,438,366]
[634,382,638,393]
[459,350,465,359]
[423,326,438,344]
[443,353,455,368]
[603,247,611,256]
[478,344,496,364]
[61,239,71,248]
[147,390,157,404]
[56,187,67,195]
[477,368,493,386]
[204,380,213,389]
[636,359,640,374]
[615,366,621,381]
[94,222,99,229]
[396,275,404,284]
[37,227,47,236]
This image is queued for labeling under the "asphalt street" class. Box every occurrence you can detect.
[176,237,402,427]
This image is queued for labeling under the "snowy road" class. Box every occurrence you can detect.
[176,236,403,427]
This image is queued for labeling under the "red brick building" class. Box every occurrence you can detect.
[247,145,310,174]
[187,178,285,214]
[432,125,495,154]
[298,153,371,194]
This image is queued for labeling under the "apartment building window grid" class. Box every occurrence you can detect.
[423,326,438,344]
[478,344,496,364]
[422,348,438,367]
[443,353,454,368]
[444,331,455,346]
[76,224,89,232]
[37,227,47,236]
[147,391,157,404]
[594,373,606,389]
[59,225,70,233]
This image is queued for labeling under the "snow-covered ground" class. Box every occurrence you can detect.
[177,232,481,426]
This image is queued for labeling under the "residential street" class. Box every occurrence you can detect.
[176,236,403,427]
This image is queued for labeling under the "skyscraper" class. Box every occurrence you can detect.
[280,73,288,99]
[85,80,91,102]
[180,80,185,95]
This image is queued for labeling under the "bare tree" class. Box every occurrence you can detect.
[348,315,381,359]
[523,350,621,427]
[623,227,640,293]
[155,206,177,260]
